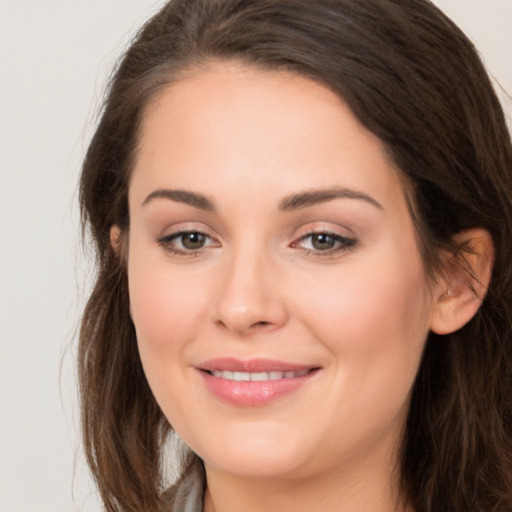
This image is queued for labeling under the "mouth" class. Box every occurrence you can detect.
[196,358,321,406]
[205,368,314,381]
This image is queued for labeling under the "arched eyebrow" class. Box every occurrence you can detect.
[279,187,383,211]
[142,186,383,211]
[142,189,215,210]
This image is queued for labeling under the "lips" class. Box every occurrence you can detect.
[196,358,320,406]
[210,369,310,381]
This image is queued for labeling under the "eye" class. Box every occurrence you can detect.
[178,232,208,250]
[157,230,219,256]
[308,233,338,251]
[292,231,357,255]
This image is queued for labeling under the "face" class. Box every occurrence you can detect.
[126,63,438,481]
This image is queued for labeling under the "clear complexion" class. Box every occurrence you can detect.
[125,62,448,512]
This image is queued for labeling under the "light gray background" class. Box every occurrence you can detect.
[0,1,510,511]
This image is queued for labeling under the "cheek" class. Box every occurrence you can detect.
[310,270,428,344]
[126,251,215,425]
[298,249,431,388]
[127,250,208,368]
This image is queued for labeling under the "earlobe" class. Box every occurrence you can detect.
[430,228,494,335]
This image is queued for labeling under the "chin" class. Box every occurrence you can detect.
[191,425,316,479]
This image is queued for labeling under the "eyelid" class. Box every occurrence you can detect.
[290,225,358,256]
[155,223,221,256]
[155,221,217,240]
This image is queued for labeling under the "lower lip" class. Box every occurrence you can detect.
[199,370,318,407]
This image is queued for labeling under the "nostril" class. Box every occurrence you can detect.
[253,321,270,328]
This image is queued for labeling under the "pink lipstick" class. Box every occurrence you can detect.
[196,358,320,406]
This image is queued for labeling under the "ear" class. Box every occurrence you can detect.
[430,228,494,335]
[110,225,133,318]
[110,225,121,254]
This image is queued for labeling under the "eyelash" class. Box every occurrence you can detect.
[292,230,357,257]
[157,231,219,257]
[156,229,357,258]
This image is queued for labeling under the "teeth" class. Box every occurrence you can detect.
[250,372,268,381]
[210,369,310,381]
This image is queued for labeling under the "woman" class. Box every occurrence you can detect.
[78,1,512,511]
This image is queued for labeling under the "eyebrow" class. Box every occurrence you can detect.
[142,189,215,210]
[278,187,383,211]
[141,186,383,212]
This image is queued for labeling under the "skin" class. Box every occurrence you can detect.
[124,62,463,512]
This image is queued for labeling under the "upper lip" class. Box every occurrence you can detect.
[197,357,320,373]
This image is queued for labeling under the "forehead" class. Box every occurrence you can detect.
[130,62,405,211]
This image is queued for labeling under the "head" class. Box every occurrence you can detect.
[79,1,512,511]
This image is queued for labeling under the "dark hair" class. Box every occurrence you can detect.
[79,1,512,510]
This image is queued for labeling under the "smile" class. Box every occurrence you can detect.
[197,358,321,406]
[209,369,310,381]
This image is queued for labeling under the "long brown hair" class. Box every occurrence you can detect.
[79,1,512,510]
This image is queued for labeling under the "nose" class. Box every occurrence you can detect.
[213,247,288,336]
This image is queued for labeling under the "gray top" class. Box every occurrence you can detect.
[166,458,205,512]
